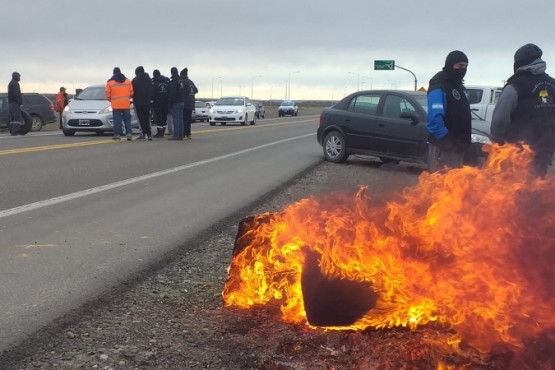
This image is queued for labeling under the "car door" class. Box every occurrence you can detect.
[374,93,428,159]
[0,96,8,128]
[342,93,382,151]
[245,98,256,118]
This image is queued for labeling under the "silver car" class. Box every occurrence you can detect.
[61,84,138,136]
[192,100,209,122]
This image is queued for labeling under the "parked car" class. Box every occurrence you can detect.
[316,90,489,167]
[61,84,139,136]
[192,100,209,122]
[0,94,33,134]
[278,100,298,117]
[253,101,265,119]
[208,96,257,126]
[0,92,56,131]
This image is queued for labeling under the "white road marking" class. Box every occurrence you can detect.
[0,133,314,219]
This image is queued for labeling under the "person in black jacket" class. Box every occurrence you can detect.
[426,51,472,172]
[180,68,199,139]
[491,43,555,178]
[132,66,153,140]
[151,69,170,137]
[8,71,23,136]
[168,67,186,140]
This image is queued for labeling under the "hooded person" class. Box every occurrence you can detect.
[105,67,134,140]
[179,68,199,139]
[131,66,153,140]
[151,69,170,137]
[167,67,186,140]
[7,71,23,135]
[426,50,472,172]
[491,43,555,178]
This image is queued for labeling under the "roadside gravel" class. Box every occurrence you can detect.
[0,157,548,369]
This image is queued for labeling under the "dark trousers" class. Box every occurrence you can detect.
[135,104,152,137]
[9,102,23,135]
[153,104,168,127]
[183,108,193,136]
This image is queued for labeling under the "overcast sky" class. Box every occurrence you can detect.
[2,0,555,100]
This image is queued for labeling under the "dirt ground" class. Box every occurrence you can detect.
[1,157,554,370]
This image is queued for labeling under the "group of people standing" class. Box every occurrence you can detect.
[104,66,198,141]
[426,42,555,178]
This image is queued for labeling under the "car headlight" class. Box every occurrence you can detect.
[63,106,71,113]
[237,109,244,113]
[99,106,113,114]
[471,133,491,144]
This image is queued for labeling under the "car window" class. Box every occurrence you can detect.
[347,95,380,115]
[195,101,205,108]
[0,97,6,110]
[382,95,419,118]
[466,89,483,105]
[217,97,244,106]
[24,94,46,105]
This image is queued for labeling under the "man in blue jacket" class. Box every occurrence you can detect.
[426,50,472,172]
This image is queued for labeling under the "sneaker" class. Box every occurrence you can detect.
[186,135,192,140]
[147,136,153,141]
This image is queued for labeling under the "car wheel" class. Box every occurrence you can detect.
[250,113,256,125]
[241,115,247,126]
[210,122,215,126]
[294,111,298,116]
[30,115,43,131]
[323,131,349,163]
[17,112,33,135]
[261,113,265,118]
[63,129,75,136]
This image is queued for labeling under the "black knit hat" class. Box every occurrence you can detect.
[113,67,121,75]
[444,50,468,69]
[514,43,543,71]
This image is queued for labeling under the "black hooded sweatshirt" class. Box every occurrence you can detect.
[132,70,153,106]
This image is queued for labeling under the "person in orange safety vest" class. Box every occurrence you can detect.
[105,67,134,141]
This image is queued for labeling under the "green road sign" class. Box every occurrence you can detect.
[374,60,395,70]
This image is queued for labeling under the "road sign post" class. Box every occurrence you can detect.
[373,60,418,91]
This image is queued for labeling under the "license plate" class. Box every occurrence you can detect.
[78,119,90,126]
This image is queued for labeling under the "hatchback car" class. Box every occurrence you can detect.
[317,90,488,166]
[0,92,56,131]
[192,100,209,122]
[278,100,298,117]
[253,101,266,118]
[208,96,257,126]
[61,84,139,136]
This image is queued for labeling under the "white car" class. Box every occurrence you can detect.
[192,100,209,122]
[208,96,257,126]
[62,84,139,136]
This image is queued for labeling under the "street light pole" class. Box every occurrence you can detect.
[250,75,262,99]
[211,76,221,99]
[361,76,372,90]
[220,78,223,98]
[287,71,300,100]
[347,72,361,91]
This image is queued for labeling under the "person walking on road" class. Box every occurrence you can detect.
[105,67,134,141]
[168,67,185,140]
[180,68,198,140]
[55,86,69,129]
[426,50,472,172]
[151,69,170,138]
[132,66,153,140]
[491,43,555,178]
[8,71,23,136]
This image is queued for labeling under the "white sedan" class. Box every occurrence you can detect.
[208,96,257,126]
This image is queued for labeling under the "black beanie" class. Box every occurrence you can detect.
[135,66,144,76]
[113,67,121,75]
[514,43,543,71]
[444,50,468,69]
[153,69,160,77]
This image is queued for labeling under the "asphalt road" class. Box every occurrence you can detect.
[0,114,322,352]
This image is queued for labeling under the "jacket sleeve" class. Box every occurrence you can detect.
[491,84,518,142]
[427,88,448,139]
[105,82,111,101]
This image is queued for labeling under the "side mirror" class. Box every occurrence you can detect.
[400,112,419,125]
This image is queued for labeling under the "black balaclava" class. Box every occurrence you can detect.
[443,50,468,84]
[514,43,543,72]
[170,67,178,77]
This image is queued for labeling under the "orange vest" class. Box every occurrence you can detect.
[105,79,133,109]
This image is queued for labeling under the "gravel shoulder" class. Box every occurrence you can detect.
[0,158,550,369]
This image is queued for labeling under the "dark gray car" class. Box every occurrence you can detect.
[0,92,56,131]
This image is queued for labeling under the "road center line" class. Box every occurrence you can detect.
[0,133,315,219]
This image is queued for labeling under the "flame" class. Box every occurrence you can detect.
[222,143,555,353]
